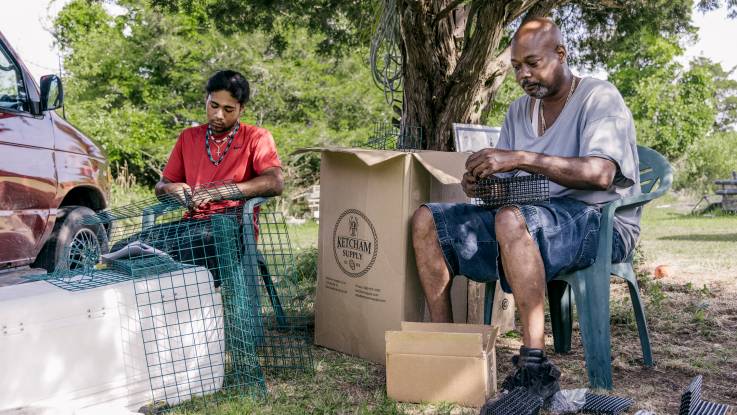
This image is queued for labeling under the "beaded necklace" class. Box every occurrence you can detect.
[539,76,578,135]
[205,123,239,166]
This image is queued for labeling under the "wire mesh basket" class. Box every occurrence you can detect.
[28,181,313,410]
[472,173,550,208]
[355,121,423,151]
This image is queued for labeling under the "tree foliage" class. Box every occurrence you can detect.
[689,56,737,131]
[54,0,737,199]
[54,0,388,186]
[604,28,718,159]
[151,0,735,150]
[150,0,376,58]
[676,131,737,191]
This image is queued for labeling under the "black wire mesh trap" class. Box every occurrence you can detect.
[356,121,423,151]
[28,182,313,409]
[580,392,634,415]
[679,376,730,415]
[480,387,544,415]
[472,173,550,208]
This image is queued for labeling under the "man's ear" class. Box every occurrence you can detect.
[556,44,567,63]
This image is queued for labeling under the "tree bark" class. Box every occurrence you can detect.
[397,0,562,150]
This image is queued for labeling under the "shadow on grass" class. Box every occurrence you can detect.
[657,233,737,242]
[662,211,737,220]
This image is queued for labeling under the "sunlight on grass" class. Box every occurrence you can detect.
[639,193,737,275]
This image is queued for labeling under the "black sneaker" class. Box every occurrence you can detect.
[500,353,524,391]
[500,346,561,402]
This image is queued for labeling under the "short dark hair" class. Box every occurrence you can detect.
[206,70,250,105]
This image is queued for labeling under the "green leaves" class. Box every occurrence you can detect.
[150,0,376,58]
[604,26,718,160]
[676,131,737,192]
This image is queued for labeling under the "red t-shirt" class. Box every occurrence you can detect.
[162,122,281,213]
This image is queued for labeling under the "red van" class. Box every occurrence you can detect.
[0,31,110,273]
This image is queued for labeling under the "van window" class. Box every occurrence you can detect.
[0,46,28,112]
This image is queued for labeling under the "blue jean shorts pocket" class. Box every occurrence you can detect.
[573,228,599,269]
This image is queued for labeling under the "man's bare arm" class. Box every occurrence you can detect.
[466,148,616,191]
[157,168,284,209]
[155,177,191,196]
[234,167,284,198]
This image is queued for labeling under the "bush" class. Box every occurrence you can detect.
[293,247,318,286]
[109,163,155,207]
[675,131,737,192]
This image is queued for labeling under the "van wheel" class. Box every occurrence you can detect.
[34,206,109,272]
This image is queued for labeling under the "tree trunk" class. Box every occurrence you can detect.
[396,0,560,150]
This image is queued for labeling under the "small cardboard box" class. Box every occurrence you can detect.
[386,322,498,407]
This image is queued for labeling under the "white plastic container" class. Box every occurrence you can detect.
[0,267,223,413]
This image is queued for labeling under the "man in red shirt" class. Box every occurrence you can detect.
[142,70,282,284]
[155,69,283,208]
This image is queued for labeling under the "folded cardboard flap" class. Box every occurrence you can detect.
[295,147,469,183]
[412,151,469,185]
[386,331,485,357]
[293,147,408,167]
[399,321,498,353]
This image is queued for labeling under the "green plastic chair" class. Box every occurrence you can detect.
[483,145,672,389]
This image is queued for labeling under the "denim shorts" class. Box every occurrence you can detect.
[424,197,628,293]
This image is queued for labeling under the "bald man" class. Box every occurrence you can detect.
[411,17,640,402]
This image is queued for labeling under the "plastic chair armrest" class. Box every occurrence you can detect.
[595,180,670,261]
[241,197,271,247]
[243,197,269,214]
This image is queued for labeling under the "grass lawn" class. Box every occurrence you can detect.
[169,194,737,414]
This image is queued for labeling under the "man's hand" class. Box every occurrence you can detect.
[465,148,524,178]
[465,150,618,191]
[155,181,192,208]
[190,189,214,210]
[461,172,478,198]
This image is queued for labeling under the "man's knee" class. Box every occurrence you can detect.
[494,206,528,241]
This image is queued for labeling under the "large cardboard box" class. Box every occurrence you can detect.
[385,322,498,407]
[312,149,470,363]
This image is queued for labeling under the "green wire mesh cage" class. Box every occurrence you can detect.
[29,182,313,410]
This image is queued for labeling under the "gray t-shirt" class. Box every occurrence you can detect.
[497,77,641,255]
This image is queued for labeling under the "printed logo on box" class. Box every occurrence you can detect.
[332,209,378,278]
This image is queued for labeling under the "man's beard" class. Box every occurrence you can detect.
[520,79,551,99]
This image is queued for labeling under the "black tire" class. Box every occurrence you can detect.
[34,206,109,272]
